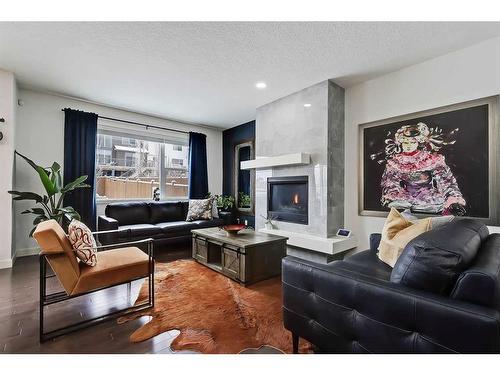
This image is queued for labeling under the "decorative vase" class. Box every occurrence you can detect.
[265,222,273,230]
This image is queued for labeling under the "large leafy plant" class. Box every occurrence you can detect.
[8,151,90,236]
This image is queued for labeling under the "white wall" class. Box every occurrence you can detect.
[0,70,16,268]
[345,36,500,250]
[14,89,223,256]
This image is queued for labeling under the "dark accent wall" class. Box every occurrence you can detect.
[223,120,256,226]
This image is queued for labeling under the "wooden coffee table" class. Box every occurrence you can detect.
[191,227,288,285]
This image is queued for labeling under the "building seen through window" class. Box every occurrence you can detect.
[95,131,189,200]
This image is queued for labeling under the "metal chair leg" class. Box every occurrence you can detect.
[292,333,299,354]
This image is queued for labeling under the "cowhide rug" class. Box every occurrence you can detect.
[117,259,311,354]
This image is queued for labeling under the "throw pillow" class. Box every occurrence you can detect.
[67,219,98,266]
[400,209,418,221]
[378,208,431,267]
[186,198,213,221]
[391,218,488,295]
[211,196,219,218]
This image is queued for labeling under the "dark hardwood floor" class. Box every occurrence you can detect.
[0,244,195,354]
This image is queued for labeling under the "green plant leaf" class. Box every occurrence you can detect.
[8,191,44,203]
[33,214,48,226]
[50,163,62,192]
[60,206,81,222]
[51,162,61,172]
[61,175,89,193]
[29,226,37,237]
[15,151,58,196]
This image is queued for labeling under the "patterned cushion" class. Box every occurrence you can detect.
[67,220,97,266]
[211,196,219,218]
[186,198,213,221]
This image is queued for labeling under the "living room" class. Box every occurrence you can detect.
[2,1,500,373]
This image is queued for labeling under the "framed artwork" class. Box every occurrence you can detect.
[359,96,499,224]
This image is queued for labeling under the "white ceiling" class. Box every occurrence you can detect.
[1,22,500,128]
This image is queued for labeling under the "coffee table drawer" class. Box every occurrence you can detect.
[222,246,240,281]
[193,236,208,262]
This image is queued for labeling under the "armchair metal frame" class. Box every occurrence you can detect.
[39,231,155,342]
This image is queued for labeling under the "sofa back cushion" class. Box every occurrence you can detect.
[149,201,186,223]
[390,218,489,295]
[450,233,500,309]
[105,202,150,226]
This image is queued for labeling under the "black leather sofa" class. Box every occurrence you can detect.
[97,201,224,247]
[282,218,500,353]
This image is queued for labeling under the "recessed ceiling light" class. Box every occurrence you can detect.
[255,82,267,89]
[303,103,312,108]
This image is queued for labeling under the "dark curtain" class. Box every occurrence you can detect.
[188,132,209,199]
[63,108,98,230]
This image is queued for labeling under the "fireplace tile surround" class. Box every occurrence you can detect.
[255,80,345,241]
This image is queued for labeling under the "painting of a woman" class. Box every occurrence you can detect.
[380,122,466,215]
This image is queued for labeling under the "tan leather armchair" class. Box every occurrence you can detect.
[33,219,154,342]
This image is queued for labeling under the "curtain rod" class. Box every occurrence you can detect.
[61,109,190,135]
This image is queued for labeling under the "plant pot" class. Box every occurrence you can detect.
[265,222,273,230]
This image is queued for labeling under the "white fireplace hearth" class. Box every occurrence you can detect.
[260,228,357,264]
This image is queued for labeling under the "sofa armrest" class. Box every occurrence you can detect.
[282,256,500,353]
[97,215,119,245]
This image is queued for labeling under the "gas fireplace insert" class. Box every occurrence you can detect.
[267,176,308,225]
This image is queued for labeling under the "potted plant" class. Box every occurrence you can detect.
[8,151,90,236]
[238,192,251,208]
[261,214,277,230]
[215,194,235,212]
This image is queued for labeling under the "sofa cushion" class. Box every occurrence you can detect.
[391,218,489,295]
[344,250,392,281]
[450,233,500,309]
[149,201,185,224]
[191,218,225,228]
[118,224,162,238]
[155,221,198,234]
[105,202,151,226]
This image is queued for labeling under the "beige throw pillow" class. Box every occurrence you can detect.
[378,208,431,267]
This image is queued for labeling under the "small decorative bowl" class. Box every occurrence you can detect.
[221,224,246,236]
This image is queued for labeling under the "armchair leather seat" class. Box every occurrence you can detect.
[72,247,150,295]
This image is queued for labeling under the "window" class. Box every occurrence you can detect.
[95,129,189,200]
[171,158,184,167]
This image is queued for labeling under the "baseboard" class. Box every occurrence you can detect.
[15,247,39,258]
[0,257,13,269]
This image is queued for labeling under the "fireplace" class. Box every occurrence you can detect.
[267,176,308,224]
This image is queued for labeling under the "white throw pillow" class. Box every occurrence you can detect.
[211,196,219,218]
[186,198,213,221]
[67,219,98,266]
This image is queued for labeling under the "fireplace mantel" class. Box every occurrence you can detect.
[240,152,310,170]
